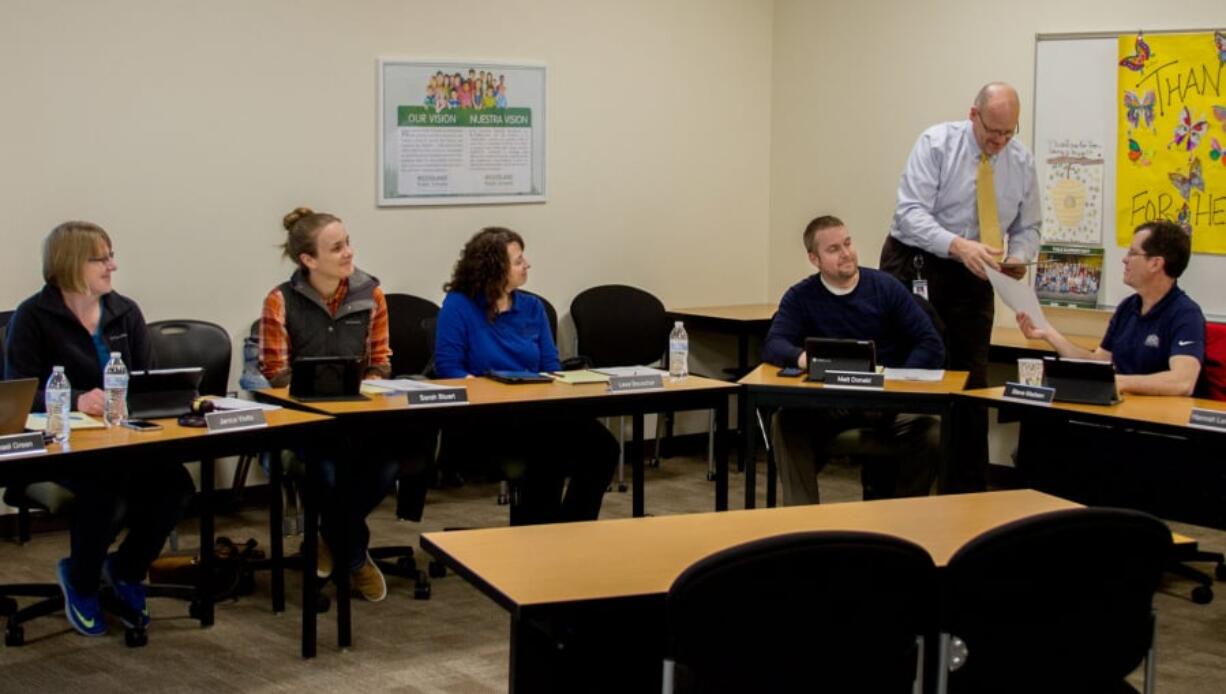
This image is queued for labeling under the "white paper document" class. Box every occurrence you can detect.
[205,396,281,412]
[883,368,946,382]
[984,266,1051,331]
[591,366,669,377]
[365,378,464,392]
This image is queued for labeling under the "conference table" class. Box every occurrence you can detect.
[255,373,737,655]
[0,408,331,649]
[420,489,1079,693]
[988,326,1102,363]
[737,364,969,508]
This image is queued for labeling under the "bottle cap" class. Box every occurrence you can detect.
[110,351,121,357]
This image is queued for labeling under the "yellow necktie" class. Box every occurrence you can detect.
[976,154,1003,250]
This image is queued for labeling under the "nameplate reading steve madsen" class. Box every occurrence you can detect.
[0,432,47,458]
[823,371,884,390]
[407,388,469,406]
[609,374,664,392]
[206,409,269,433]
[1188,408,1226,432]
[1002,382,1055,406]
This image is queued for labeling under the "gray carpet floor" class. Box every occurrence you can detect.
[1,456,1224,693]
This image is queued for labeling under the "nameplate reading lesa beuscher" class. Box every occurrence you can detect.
[0,432,47,458]
[1002,382,1055,406]
[206,409,269,433]
[608,374,664,392]
[823,371,885,390]
[407,388,469,407]
[1188,408,1226,432]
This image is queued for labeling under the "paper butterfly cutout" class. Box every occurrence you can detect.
[1168,157,1204,200]
[1216,31,1225,66]
[1124,90,1156,129]
[1211,138,1224,164]
[1119,33,1152,72]
[1176,203,1192,236]
[1171,106,1208,152]
[1214,105,1226,132]
[1127,137,1152,166]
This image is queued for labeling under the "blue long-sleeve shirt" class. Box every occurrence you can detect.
[762,268,944,369]
[434,290,561,378]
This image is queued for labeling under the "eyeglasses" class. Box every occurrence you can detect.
[87,251,116,264]
[976,111,1019,140]
[1125,249,1149,258]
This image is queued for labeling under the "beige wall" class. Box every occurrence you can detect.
[768,0,1225,324]
[0,0,774,383]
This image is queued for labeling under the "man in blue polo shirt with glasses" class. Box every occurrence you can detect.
[1016,219,1203,394]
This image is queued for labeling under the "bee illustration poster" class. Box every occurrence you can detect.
[1042,139,1104,244]
[1116,31,1226,252]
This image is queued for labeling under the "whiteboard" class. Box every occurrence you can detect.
[1033,33,1225,319]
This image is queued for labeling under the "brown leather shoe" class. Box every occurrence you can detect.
[351,553,387,602]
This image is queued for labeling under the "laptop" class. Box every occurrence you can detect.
[290,356,368,402]
[805,338,877,382]
[128,368,204,419]
[0,378,39,435]
[1042,356,1121,406]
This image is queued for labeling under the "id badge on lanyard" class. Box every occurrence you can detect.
[911,255,928,300]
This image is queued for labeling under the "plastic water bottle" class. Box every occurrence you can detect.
[668,321,689,381]
[45,366,72,445]
[103,352,129,427]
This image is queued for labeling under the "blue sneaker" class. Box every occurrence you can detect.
[102,554,150,629]
[56,558,106,637]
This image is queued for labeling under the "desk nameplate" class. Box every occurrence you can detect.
[608,374,664,392]
[206,409,269,433]
[1002,382,1055,406]
[407,388,469,407]
[0,432,47,458]
[1188,408,1226,432]
[822,371,884,390]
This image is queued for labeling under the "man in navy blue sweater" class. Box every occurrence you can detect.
[763,215,946,505]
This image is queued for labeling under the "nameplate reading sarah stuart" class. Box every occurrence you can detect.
[206,409,269,433]
[0,432,47,458]
[407,387,468,407]
[608,374,664,392]
[1188,408,1226,432]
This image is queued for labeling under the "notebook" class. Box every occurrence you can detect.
[0,378,39,435]
[289,356,368,402]
[804,338,877,382]
[128,368,204,419]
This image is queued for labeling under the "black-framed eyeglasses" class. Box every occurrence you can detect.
[976,111,1019,139]
[87,251,116,264]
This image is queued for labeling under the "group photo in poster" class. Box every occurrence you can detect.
[1116,31,1226,253]
[379,59,546,206]
[1035,244,1105,309]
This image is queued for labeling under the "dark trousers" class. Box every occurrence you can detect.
[60,463,195,594]
[881,236,993,491]
[308,438,410,572]
[447,417,618,526]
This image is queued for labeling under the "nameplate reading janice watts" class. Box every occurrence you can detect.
[609,374,664,392]
[1188,408,1226,432]
[0,432,47,458]
[206,409,269,433]
[407,388,469,406]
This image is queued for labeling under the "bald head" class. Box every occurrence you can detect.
[969,82,1020,155]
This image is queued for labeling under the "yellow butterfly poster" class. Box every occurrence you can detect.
[1116,31,1226,253]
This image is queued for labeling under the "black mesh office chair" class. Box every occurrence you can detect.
[664,530,936,693]
[147,320,232,397]
[938,507,1171,694]
[385,293,440,378]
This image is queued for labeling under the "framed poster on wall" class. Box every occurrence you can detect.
[378,58,547,206]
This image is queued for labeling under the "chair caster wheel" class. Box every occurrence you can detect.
[5,624,24,647]
[428,561,446,578]
[618,483,628,493]
[395,557,416,576]
[1215,563,1226,581]
[1192,585,1214,604]
[414,575,432,600]
[316,594,332,613]
[124,627,148,647]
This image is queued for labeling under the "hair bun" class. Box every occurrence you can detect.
[283,206,315,232]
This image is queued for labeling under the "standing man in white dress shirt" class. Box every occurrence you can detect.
[880,82,1042,492]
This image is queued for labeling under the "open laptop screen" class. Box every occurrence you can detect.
[804,338,876,382]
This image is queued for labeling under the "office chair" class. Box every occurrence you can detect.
[663,530,935,694]
[570,284,715,489]
[938,507,1171,694]
[147,320,231,397]
[384,293,440,379]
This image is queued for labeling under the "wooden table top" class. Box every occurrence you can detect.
[990,326,1101,353]
[960,387,1226,430]
[666,303,777,322]
[256,374,738,415]
[421,489,1080,608]
[738,363,969,394]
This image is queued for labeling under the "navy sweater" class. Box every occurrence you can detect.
[762,268,944,369]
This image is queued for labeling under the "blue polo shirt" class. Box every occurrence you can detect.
[434,290,560,378]
[1100,285,1204,375]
